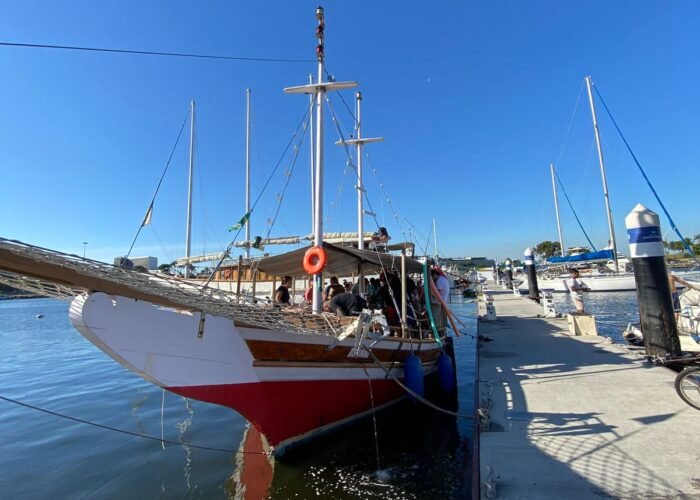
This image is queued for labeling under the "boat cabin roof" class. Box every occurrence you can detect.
[256,242,424,278]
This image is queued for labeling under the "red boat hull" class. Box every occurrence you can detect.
[169,378,405,447]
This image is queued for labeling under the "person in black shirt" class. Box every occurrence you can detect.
[329,292,357,316]
[274,276,293,305]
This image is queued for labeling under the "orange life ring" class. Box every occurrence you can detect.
[303,246,327,275]
[222,269,232,280]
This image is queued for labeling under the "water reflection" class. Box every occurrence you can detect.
[553,291,639,341]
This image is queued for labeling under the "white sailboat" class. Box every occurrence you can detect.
[521,76,644,293]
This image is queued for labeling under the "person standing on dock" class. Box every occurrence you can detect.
[565,269,587,314]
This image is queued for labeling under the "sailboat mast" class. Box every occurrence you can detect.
[550,163,565,256]
[585,75,618,272]
[284,6,358,313]
[309,74,315,234]
[356,92,364,252]
[312,8,326,313]
[433,218,439,258]
[245,89,251,259]
[185,99,195,278]
[335,94,383,296]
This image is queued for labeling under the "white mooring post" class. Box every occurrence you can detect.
[625,203,681,357]
[504,258,513,290]
[542,290,557,318]
[524,247,540,302]
[484,292,497,321]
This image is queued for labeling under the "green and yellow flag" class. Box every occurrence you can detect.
[228,212,251,232]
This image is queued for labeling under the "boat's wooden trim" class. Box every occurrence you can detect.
[252,359,438,369]
[245,339,442,363]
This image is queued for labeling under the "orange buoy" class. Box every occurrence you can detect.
[303,246,327,275]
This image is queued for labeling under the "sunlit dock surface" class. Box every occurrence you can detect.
[477,289,700,499]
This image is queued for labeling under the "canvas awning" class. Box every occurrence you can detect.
[255,243,424,278]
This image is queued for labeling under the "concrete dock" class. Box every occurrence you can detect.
[477,289,700,499]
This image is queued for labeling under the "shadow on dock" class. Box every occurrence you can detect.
[478,305,699,499]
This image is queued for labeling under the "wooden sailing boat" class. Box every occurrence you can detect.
[0,7,449,452]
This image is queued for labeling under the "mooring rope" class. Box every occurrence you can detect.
[361,364,382,472]
[0,394,266,455]
[365,350,474,420]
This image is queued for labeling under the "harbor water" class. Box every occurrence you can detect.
[0,296,478,499]
[551,290,640,341]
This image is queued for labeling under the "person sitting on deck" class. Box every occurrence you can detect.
[329,292,357,316]
[274,276,293,305]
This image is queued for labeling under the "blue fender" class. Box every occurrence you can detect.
[404,353,425,398]
[438,352,455,394]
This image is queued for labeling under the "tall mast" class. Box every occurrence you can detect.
[356,92,363,252]
[284,6,358,313]
[336,92,383,295]
[585,76,618,272]
[309,74,315,234]
[433,218,439,258]
[185,99,195,278]
[550,163,565,256]
[245,88,251,259]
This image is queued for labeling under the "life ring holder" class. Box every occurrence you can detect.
[303,246,327,275]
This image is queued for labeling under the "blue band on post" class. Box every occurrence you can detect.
[627,226,661,245]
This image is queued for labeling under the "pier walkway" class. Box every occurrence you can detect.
[477,289,700,499]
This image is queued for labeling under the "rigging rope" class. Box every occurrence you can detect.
[553,169,598,251]
[323,95,359,229]
[362,150,412,244]
[592,84,700,265]
[0,394,265,455]
[125,107,191,260]
[0,41,312,64]
[205,94,317,285]
[557,80,585,165]
[325,93,414,248]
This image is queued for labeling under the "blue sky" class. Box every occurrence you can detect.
[1,1,698,265]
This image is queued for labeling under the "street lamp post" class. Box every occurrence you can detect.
[82,242,88,259]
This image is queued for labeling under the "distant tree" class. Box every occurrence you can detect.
[534,241,562,260]
[667,241,685,253]
[158,263,172,273]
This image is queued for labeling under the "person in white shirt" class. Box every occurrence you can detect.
[565,269,587,314]
[431,269,451,303]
